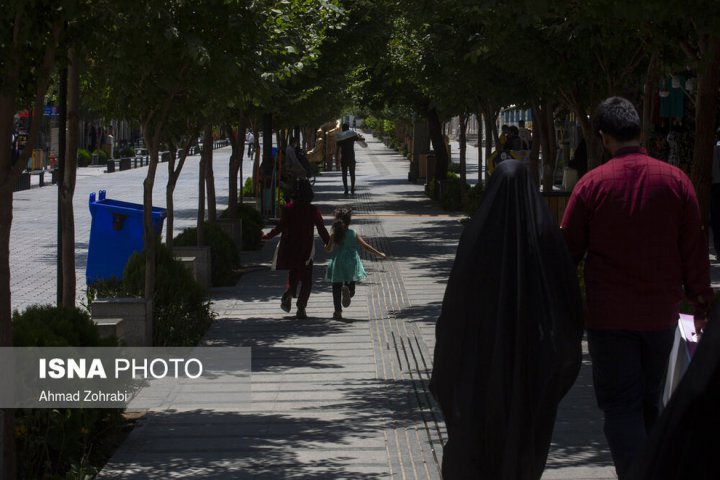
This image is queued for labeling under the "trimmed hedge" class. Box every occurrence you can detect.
[93,148,109,164]
[77,148,91,167]
[463,183,484,217]
[123,244,214,346]
[12,305,123,479]
[220,203,264,250]
[174,222,240,286]
[440,172,464,211]
[12,304,118,347]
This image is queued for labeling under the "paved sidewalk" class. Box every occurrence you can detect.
[91,135,616,479]
[9,147,255,311]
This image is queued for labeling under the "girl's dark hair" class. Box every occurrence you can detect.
[332,207,352,244]
[294,177,314,206]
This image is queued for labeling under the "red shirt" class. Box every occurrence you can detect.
[266,202,329,270]
[561,147,712,330]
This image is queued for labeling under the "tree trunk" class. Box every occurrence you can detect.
[641,54,658,148]
[239,117,247,205]
[528,103,541,186]
[691,35,720,227]
[142,124,161,302]
[476,112,484,184]
[253,126,261,196]
[167,134,192,253]
[204,125,216,224]
[458,112,467,185]
[61,48,80,307]
[573,101,604,171]
[166,149,176,253]
[227,115,248,217]
[198,131,207,247]
[0,186,14,478]
[428,107,449,188]
[533,103,555,192]
[227,125,240,218]
[0,17,62,479]
[484,112,494,180]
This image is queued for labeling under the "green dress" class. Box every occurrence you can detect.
[325,229,368,283]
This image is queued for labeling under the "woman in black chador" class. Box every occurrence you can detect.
[627,302,720,480]
[429,160,584,479]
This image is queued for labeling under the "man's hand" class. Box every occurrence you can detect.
[694,293,711,337]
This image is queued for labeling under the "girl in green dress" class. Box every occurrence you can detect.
[325,208,385,320]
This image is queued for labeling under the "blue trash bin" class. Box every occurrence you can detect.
[86,190,167,285]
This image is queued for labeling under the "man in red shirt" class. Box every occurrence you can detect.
[561,97,713,479]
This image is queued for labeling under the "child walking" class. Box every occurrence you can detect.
[325,208,385,320]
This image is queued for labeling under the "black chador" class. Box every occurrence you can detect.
[430,160,584,479]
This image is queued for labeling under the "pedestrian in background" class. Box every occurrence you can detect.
[246,129,255,159]
[335,123,364,196]
[262,178,329,320]
[561,96,713,479]
[430,160,583,479]
[325,207,385,321]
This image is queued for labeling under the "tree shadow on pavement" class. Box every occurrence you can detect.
[100,409,391,479]
[203,316,355,373]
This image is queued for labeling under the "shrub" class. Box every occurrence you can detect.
[13,304,118,347]
[174,222,240,286]
[462,183,484,217]
[12,306,124,480]
[363,115,380,131]
[424,179,436,199]
[77,148,91,167]
[123,244,214,346]
[221,202,264,250]
[439,172,465,211]
[408,159,419,183]
[119,146,135,158]
[93,148,108,165]
[242,177,254,197]
[383,120,396,137]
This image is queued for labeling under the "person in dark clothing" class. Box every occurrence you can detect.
[430,160,584,479]
[504,125,523,151]
[627,302,719,480]
[262,178,330,319]
[568,137,588,177]
[335,123,363,195]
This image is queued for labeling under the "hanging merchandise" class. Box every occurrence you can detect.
[660,75,684,119]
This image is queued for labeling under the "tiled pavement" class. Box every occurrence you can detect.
[14,136,615,479]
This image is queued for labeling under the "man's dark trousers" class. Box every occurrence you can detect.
[587,328,675,479]
[341,159,356,194]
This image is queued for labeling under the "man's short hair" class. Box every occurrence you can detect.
[593,97,641,142]
[519,120,525,127]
